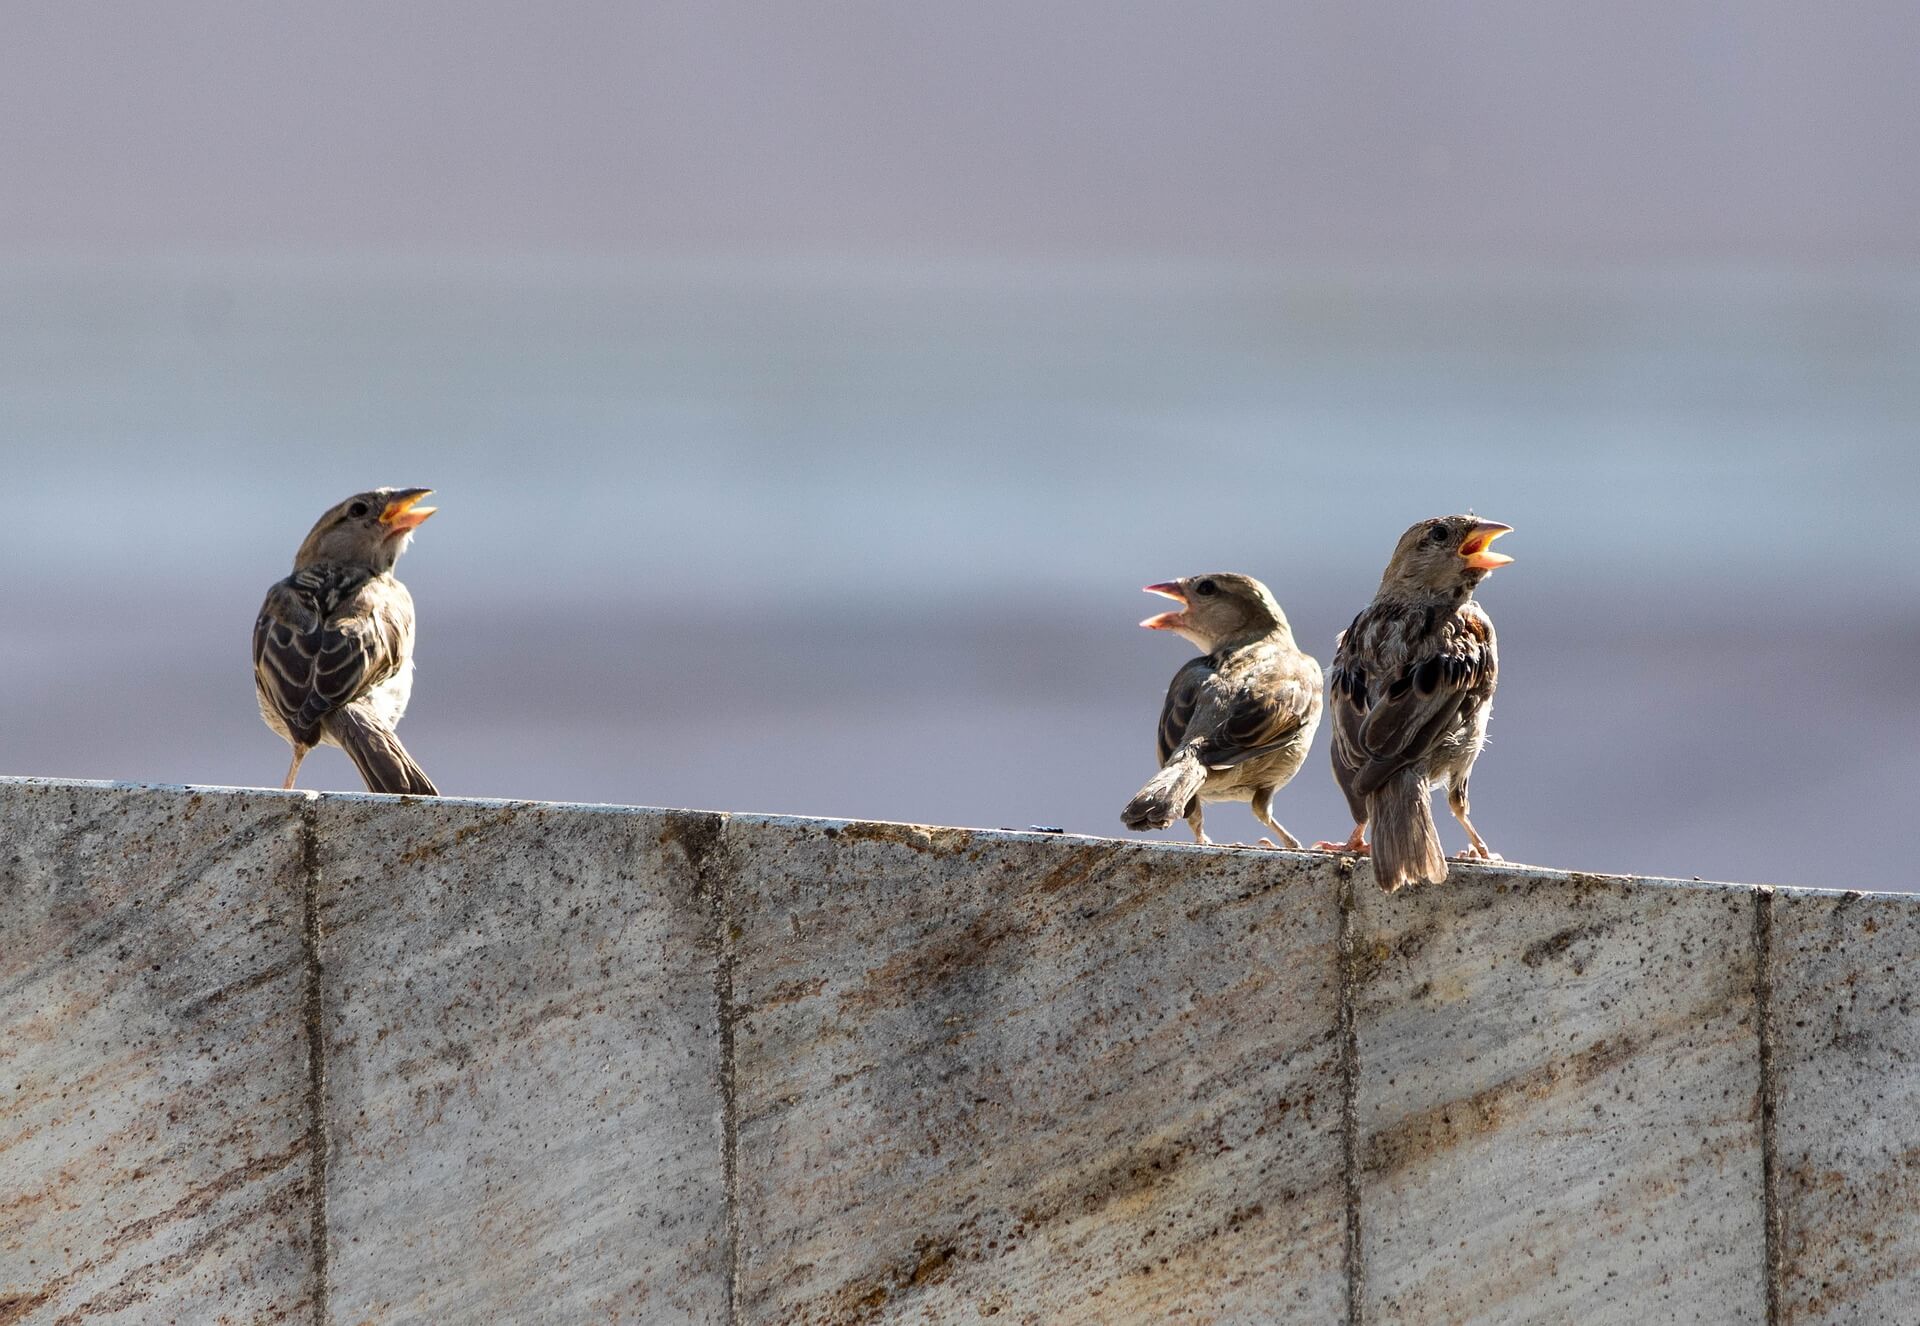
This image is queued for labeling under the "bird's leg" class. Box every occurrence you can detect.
[1251,791,1302,850]
[282,747,308,791]
[1313,823,1369,854]
[1447,783,1502,861]
[1185,803,1211,846]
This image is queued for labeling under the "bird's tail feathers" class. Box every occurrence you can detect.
[1122,752,1209,832]
[1367,768,1446,890]
[325,705,439,797]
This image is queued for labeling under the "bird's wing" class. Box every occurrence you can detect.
[1332,604,1496,797]
[1163,642,1321,771]
[1324,625,1372,822]
[254,566,405,746]
[1326,696,1369,823]
[1155,654,1216,765]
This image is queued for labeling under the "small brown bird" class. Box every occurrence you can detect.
[254,488,440,796]
[1318,515,1513,889]
[1121,573,1323,847]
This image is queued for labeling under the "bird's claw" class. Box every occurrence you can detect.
[1451,847,1503,862]
[1313,840,1370,854]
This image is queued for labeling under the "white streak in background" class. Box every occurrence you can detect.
[5,259,1917,607]
[2,259,1918,890]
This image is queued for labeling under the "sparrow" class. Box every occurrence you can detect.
[1121,573,1323,847]
[1317,515,1513,889]
[253,488,440,796]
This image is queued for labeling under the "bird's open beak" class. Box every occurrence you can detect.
[1458,521,1513,570]
[1140,581,1188,630]
[379,489,437,537]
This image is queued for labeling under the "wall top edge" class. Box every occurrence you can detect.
[0,774,1901,902]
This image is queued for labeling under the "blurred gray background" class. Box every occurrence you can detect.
[2,3,1915,890]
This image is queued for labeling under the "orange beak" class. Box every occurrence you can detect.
[379,489,437,537]
[1458,521,1513,571]
[1140,581,1187,630]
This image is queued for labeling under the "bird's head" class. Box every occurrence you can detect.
[1377,515,1513,600]
[293,488,437,572]
[1139,573,1287,651]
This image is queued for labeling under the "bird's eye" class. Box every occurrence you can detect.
[347,502,370,518]
[1194,578,1217,596]
[1426,523,1451,546]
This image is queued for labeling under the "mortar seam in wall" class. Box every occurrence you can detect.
[1337,859,1363,1326]
[298,793,331,1326]
[1754,887,1783,1326]
[705,813,743,1325]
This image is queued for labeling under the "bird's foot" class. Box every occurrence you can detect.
[1452,846,1503,862]
[1255,825,1304,850]
[1313,838,1370,854]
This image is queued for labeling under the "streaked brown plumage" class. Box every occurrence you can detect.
[1318,515,1513,889]
[254,487,440,796]
[1121,573,1323,847]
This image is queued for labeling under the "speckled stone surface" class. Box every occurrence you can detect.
[0,780,315,1326]
[1771,888,1920,1325]
[15,778,1920,1325]
[723,818,1346,1325]
[312,796,729,1326]
[1351,861,1768,1326]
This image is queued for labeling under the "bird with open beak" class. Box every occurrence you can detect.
[253,488,441,796]
[1121,573,1323,847]
[1318,515,1514,889]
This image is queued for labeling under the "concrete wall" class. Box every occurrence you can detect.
[1,776,1913,1325]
